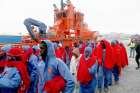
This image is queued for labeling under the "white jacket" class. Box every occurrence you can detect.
[70,54,82,80]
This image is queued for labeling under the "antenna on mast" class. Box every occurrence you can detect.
[61,0,64,10]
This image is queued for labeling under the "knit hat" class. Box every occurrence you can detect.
[72,48,80,57]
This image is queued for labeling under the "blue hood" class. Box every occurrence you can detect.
[1,44,12,53]
[84,47,92,58]
[41,40,75,93]
[32,45,40,51]
[43,40,55,58]
[53,42,58,50]
[22,45,30,51]
[111,40,117,45]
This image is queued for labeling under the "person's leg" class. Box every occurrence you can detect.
[104,76,108,92]
[134,49,136,58]
[104,68,108,88]
[135,54,140,69]
[75,83,79,93]
[97,66,104,93]
[129,48,132,58]
[79,85,84,93]
[113,65,119,84]
[104,68,110,92]
[92,78,97,93]
[108,69,112,86]
[132,48,135,58]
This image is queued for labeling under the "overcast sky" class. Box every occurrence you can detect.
[0,0,139,35]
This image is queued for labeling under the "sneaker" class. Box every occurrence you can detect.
[97,89,102,93]
[109,83,112,86]
[104,88,109,93]
[99,90,102,93]
[115,81,119,85]
[136,67,140,70]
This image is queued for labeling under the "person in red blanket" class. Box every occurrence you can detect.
[96,40,113,93]
[53,42,63,59]
[0,47,30,93]
[111,40,122,85]
[79,40,86,54]
[63,46,72,68]
[119,43,128,68]
[0,45,12,61]
[77,46,98,93]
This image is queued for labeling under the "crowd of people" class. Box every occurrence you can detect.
[0,39,129,93]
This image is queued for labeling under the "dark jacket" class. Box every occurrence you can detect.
[135,43,140,55]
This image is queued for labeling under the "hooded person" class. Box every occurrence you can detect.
[31,45,41,65]
[77,46,98,93]
[0,45,12,61]
[79,40,86,54]
[63,46,72,68]
[22,45,31,63]
[86,40,91,47]
[0,47,30,93]
[32,45,40,57]
[135,43,140,69]
[0,45,12,74]
[22,45,39,93]
[22,45,30,52]
[70,48,82,93]
[38,40,75,93]
[128,39,136,58]
[111,40,122,84]
[96,40,113,92]
[119,43,128,68]
[53,42,63,59]
[26,47,39,93]
[70,48,81,76]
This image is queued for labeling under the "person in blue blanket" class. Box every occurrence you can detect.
[0,45,12,61]
[0,47,30,93]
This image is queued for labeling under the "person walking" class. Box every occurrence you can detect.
[135,43,140,70]
[128,40,136,58]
